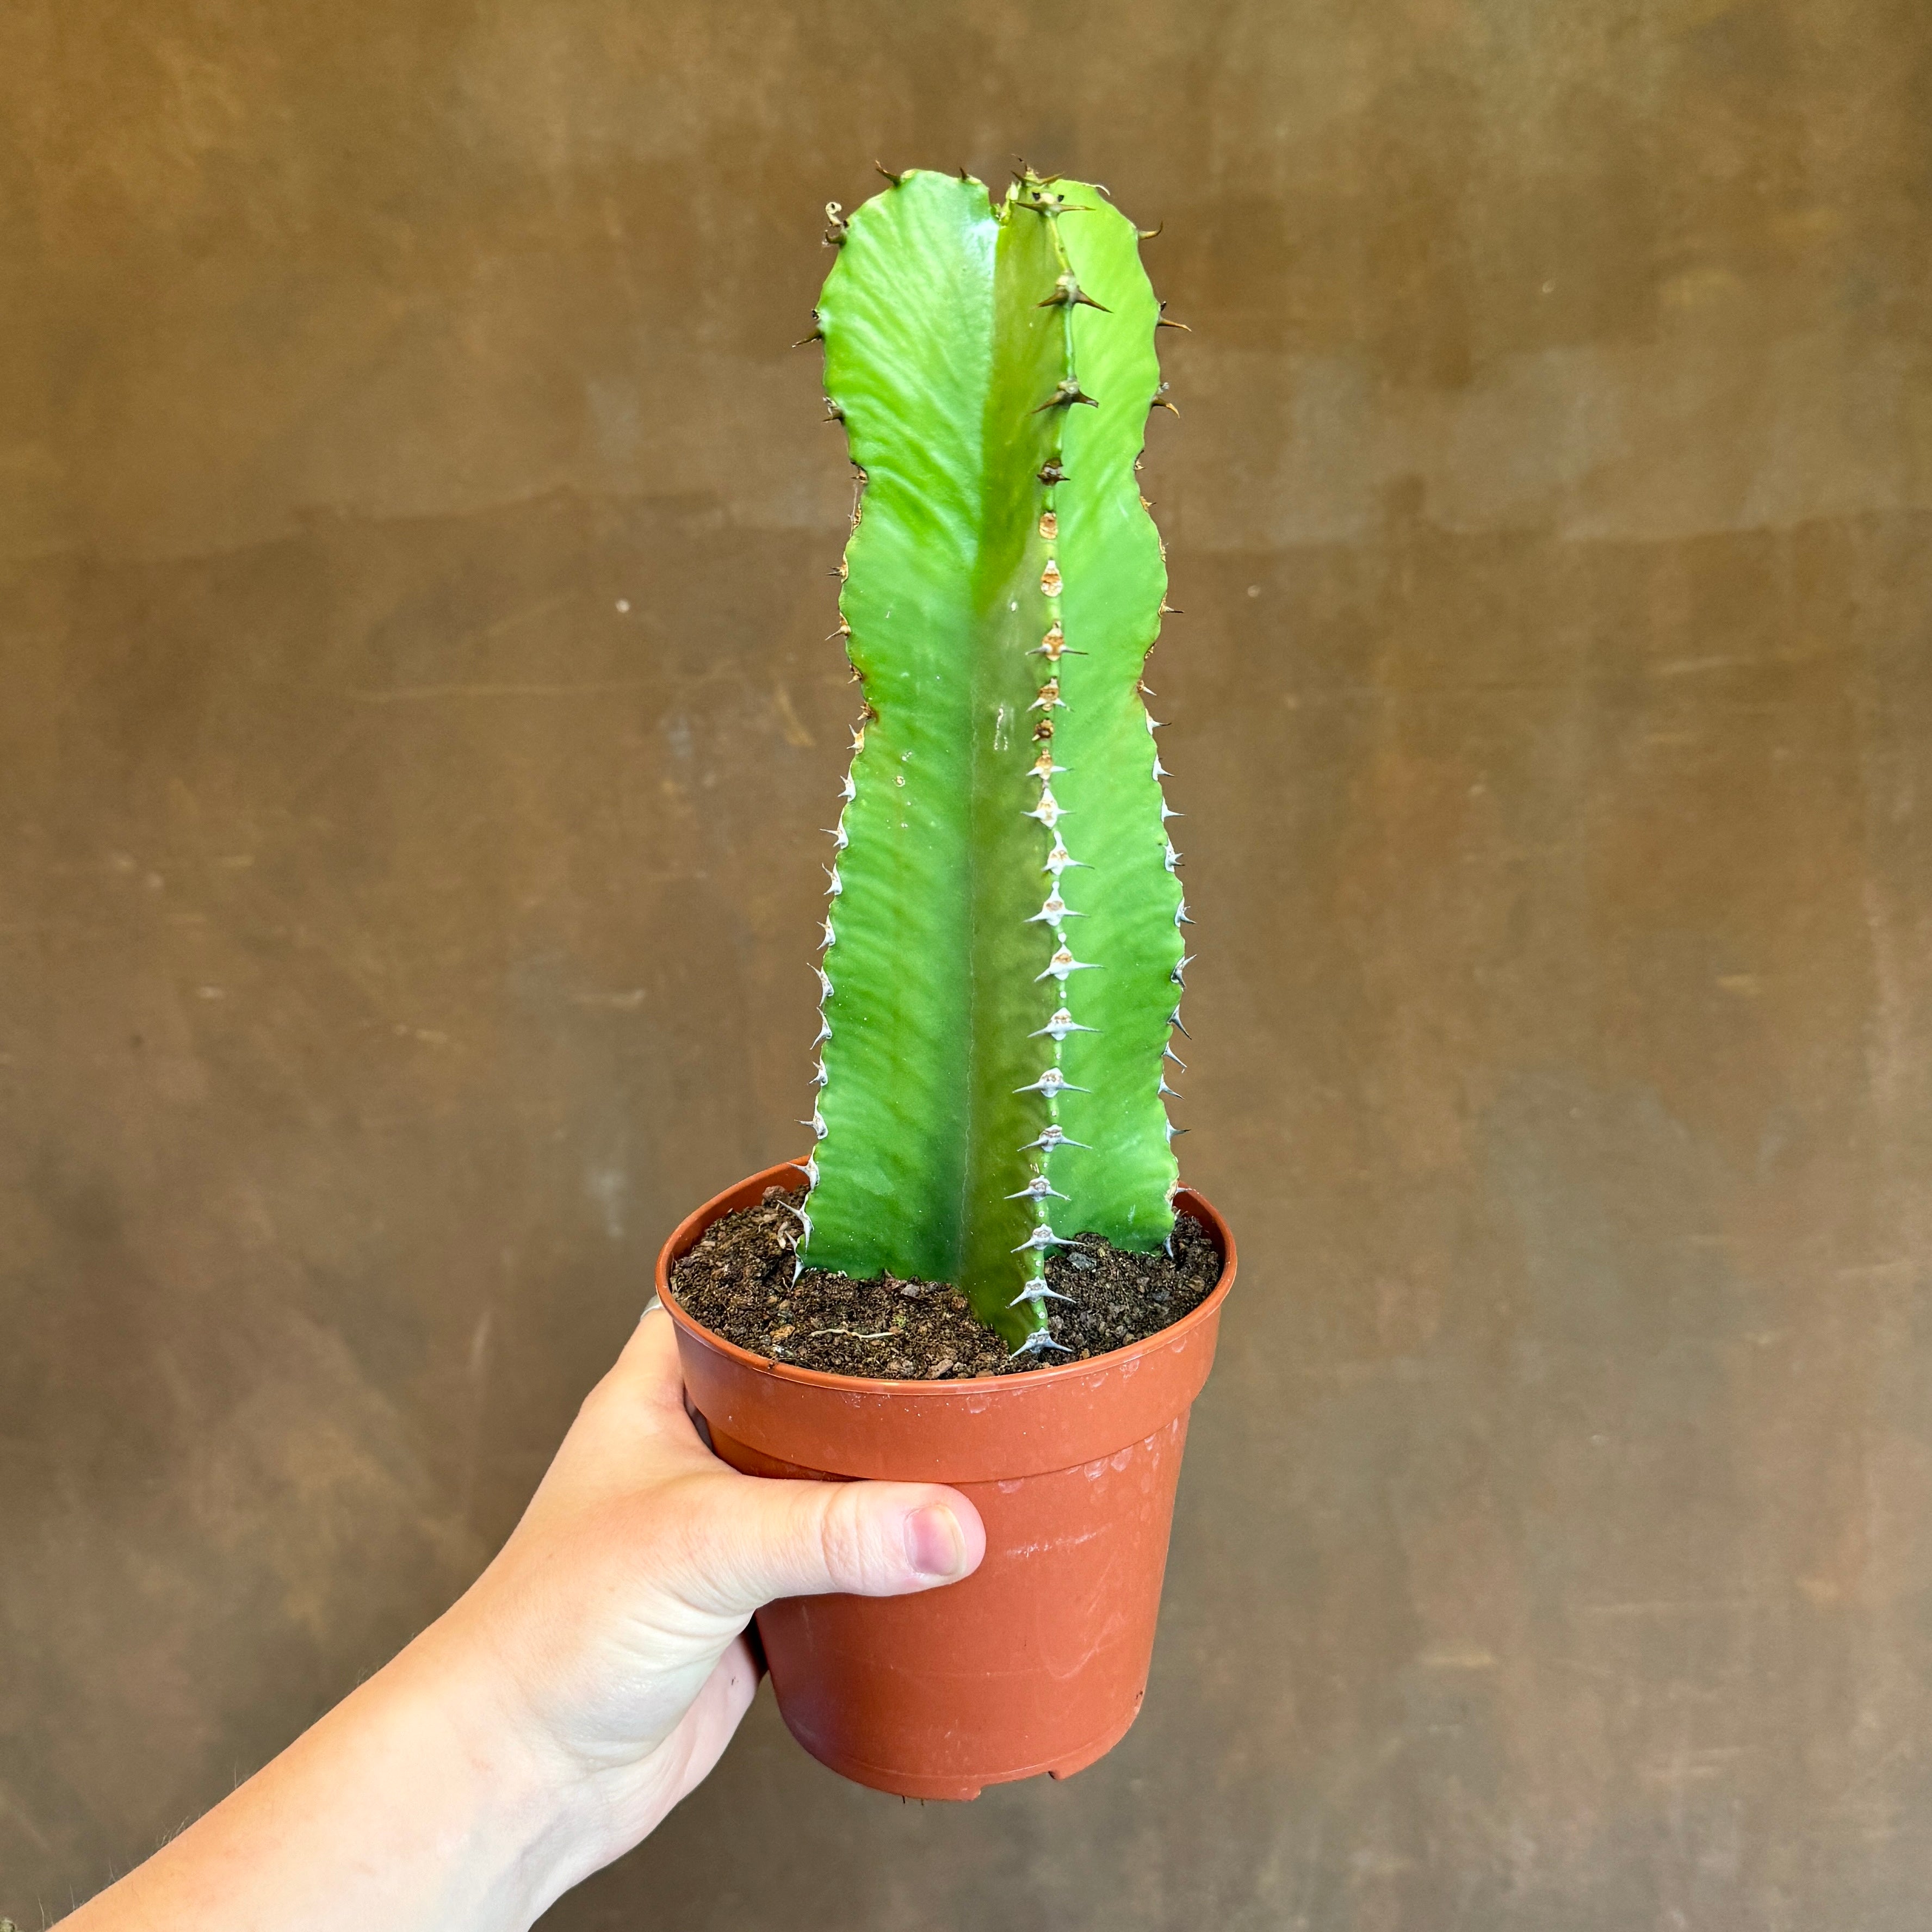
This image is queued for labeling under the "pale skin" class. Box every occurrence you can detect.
[65,1306,986,1930]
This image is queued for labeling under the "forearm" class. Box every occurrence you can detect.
[60,1312,977,1928]
[66,1633,585,1932]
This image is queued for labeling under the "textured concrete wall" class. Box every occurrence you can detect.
[4,3,1930,1926]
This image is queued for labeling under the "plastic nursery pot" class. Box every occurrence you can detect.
[658,1159,1237,1801]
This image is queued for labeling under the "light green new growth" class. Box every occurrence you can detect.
[798,168,1189,1352]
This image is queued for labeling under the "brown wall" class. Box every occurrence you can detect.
[4,2,1930,1925]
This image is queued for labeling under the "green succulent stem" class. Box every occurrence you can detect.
[800,168,1186,1351]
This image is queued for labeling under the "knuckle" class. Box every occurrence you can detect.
[814,1483,897,1592]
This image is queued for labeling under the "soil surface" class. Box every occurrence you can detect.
[668,1185,1223,1379]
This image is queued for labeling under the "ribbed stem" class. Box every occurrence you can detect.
[801,170,1185,1347]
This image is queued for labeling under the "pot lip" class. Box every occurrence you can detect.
[657,1157,1238,1400]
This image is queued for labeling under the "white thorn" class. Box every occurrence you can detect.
[819,915,837,949]
[1025,891,1082,924]
[1032,1007,1098,1041]
[1164,1044,1187,1068]
[798,1110,828,1140]
[1044,841,1089,876]
[811,1017,832,1048]
[1020,1124,1091,1152]
[1010,1279,1075,1306]
[1160,803,1182,822]
[1012,1225,1073,1254]
[1038,944,1097,982]
[1025,788,1066,829]
[1007,1175,1068,1200]
[1163,841,1181,873]
[814,965,833,999]
[825,822,849,852]
[1152,754,1169,779]
[803,1155,820,1187]
[811,1057,829,1087]
[1015,1067,1088,1095]
[1175,899,1193,926]
[838,772,856,801]
[1009,1327,1073,1357]
[1168,1006,1191,1038]
[1158,1075,1180,1098]
[825,863,843,896]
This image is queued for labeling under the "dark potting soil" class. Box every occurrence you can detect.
[668,1186,1223,1379]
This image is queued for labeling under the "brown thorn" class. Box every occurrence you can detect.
[1037,273,1112,313]
[791,327,823,348]
[1137,221,1164,240]
[1033,380,1099,413]
[875,162,905,187]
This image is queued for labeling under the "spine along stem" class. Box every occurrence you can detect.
[801,168,1186,1349]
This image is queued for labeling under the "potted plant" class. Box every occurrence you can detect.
[658,165,1237,1800]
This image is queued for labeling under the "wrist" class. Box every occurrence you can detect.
[381,1618,619,1922]
[67,1622,601,1932]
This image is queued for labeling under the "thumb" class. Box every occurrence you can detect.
[666,1468,987,1621]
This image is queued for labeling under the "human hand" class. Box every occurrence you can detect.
[66,1302,983,1932]
[416,1300,986,1896]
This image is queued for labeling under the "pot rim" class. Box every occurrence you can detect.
[657,1157,1238,1400]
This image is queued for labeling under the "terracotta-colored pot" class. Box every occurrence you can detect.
[658,1159,1237,1800]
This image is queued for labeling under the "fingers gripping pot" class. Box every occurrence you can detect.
[660,1160,1237,1801]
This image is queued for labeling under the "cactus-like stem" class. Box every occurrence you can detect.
[802,169,1185,1347]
